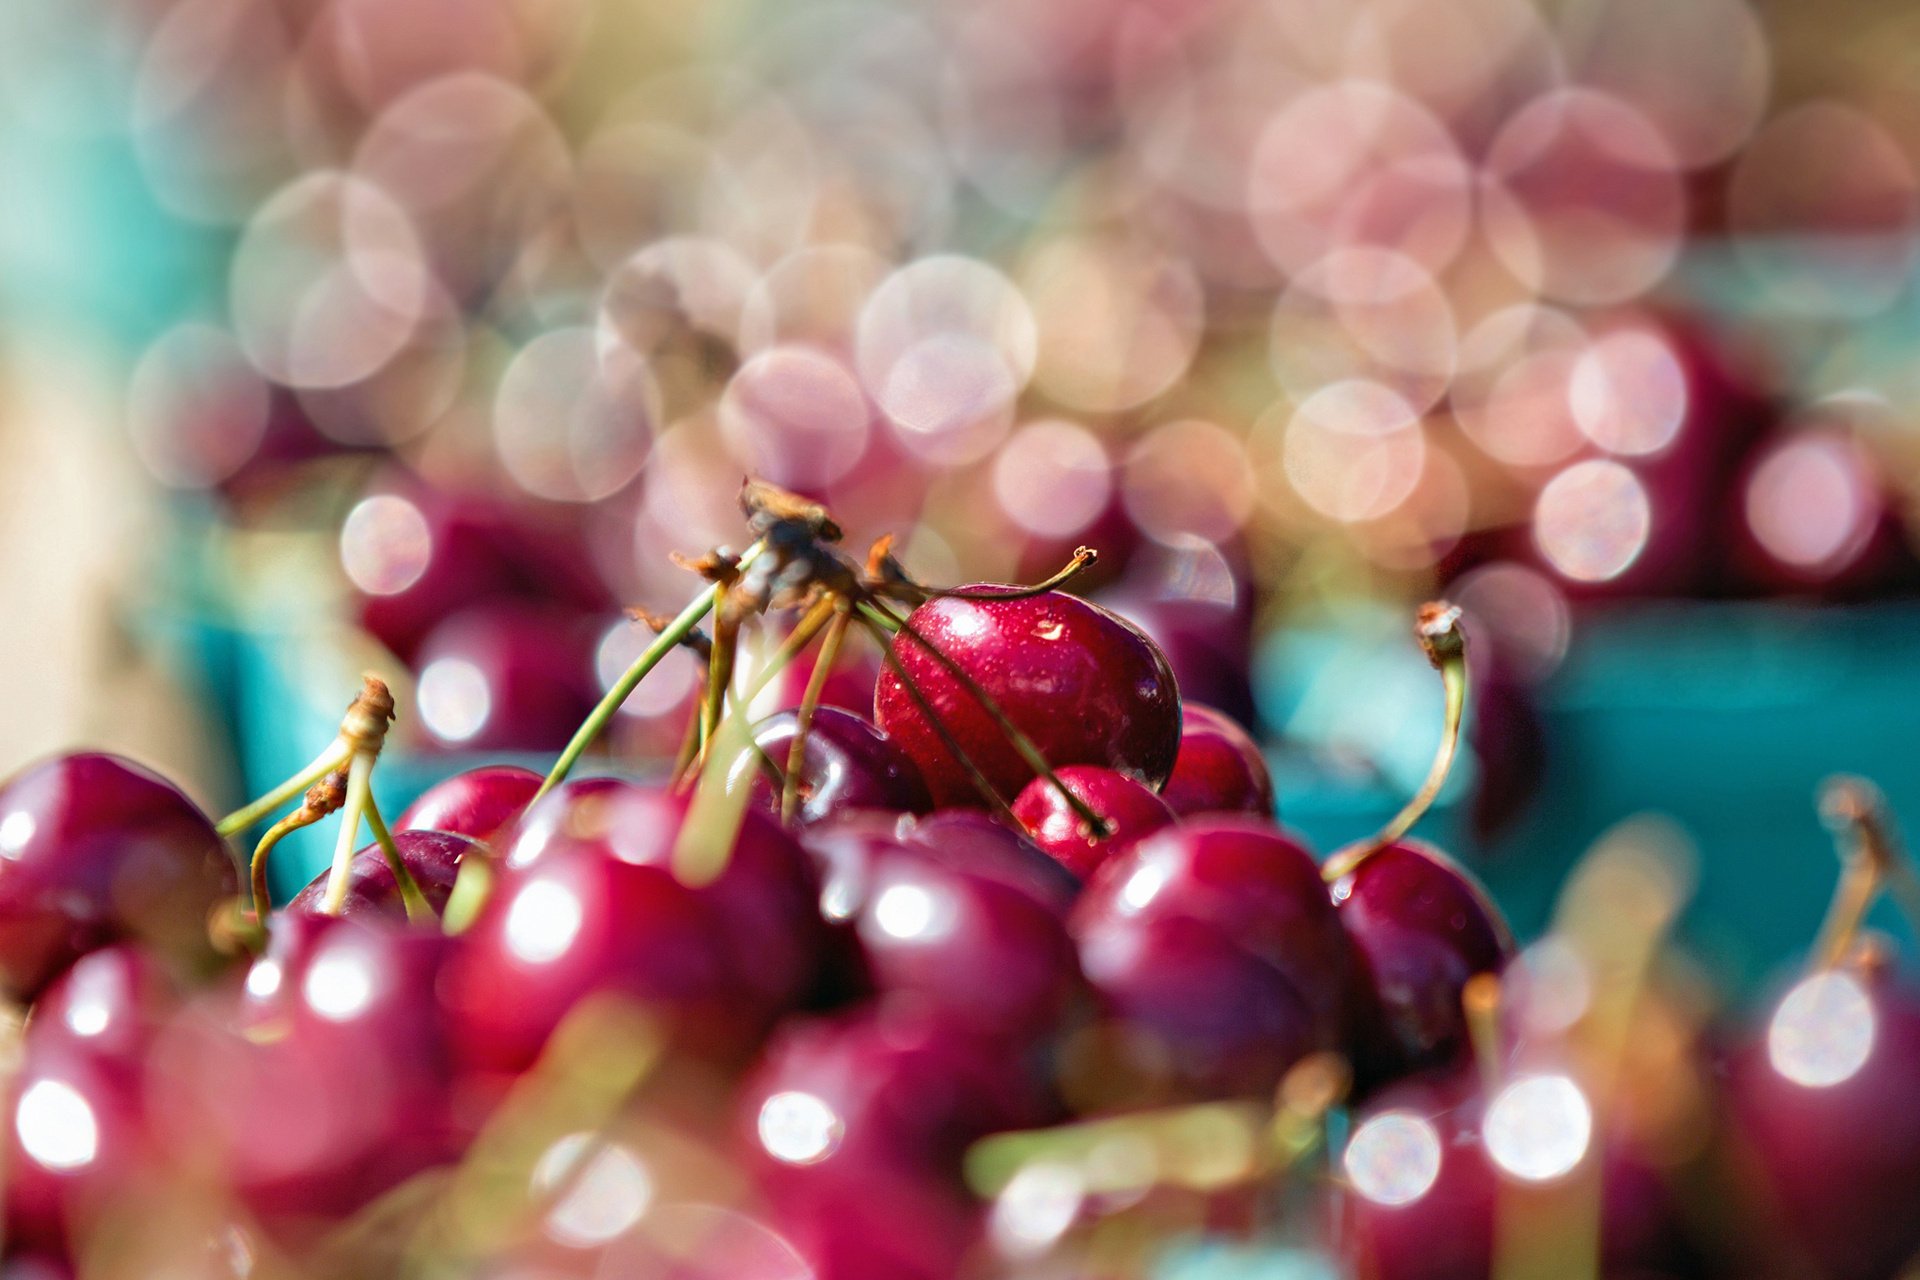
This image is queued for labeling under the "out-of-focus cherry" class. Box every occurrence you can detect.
[1010,766,1177,879]
[413,603,604,752]
[0,753,237,1002]
[874,589,1181,809]
[397,764,543,845]
[1159,704,1275,818]
[283,829,480,920]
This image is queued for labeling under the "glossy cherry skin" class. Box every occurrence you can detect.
[0,753,237,1002]
[397,764,543,845]
[800,825,1081,1040]
[1332,841,1515,1084]
[283,829,481,919]
[895,810,1082,916]
[1066,821,1343,1103]
[150,916,460,1230]
[874,589,1181,810]
[1724,967,1920,1280]
[4,946,182,1250]
[739,1003,1052,1280]
[1341,1066,1687,1280]
[742,708,931,827]
[1099,586,1256,731]
[1159,704,1275,818]
[1010,765,1176,879]
[414,603,605,753]
[442,780,823,1073]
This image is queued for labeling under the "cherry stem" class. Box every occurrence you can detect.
[859,612,1027,826]
[921,547,1098,601]
[1811,776,1920,970]
[248,767,348,917]
[782,604,849,823]
[364,796,432,926]
[856,599,1113,838]
[319,752,376,916]
[1322,601,1468,883]
[534,539,764,805]
[216,741,348,838]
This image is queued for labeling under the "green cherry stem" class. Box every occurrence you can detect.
[533,539,765,805]
[364,794,432,925]
[319,751,376,916]
[217,741,350,838]
[249,768,347,917]
[1323,601,1468,884]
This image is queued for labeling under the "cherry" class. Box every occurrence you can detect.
[150,917,460,1230]
[742,707,931,827]
[1340,1064,1688,1280]
[760,641,885,719]
[396,763,543,845]
[1724,963,1920,1280]
[738,1003,1051,1279]
[1100,581,1256,731]
[800,824,1081,1040]
[443,779,823,1072]
[413,602,604,752]
[1332,840,1514,1083]
[873,588,1181,810]
[1066,822,1348,1103]
[895,810,1082,916]
[0,753,238,1002]
[4,946,182,1250]
[283,829,481,920]
[1010,765,1176,879]
[1159,704,1275,818]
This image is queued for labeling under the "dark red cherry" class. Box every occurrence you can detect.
[1100,579,1256,731]
[412,603,604,752]
[1074,818,1351,1049]
[873,589,1181,810]
[742,707,931,827]
[895,810,1081,916]
[0,753,237,1002]
[1010,765,1175,879]
[443,780,823,1072]
[800,826,1080,1040]
[1332,841,1514,1082]
[26,944,181,1079]
[738,1003,1050,1278]
[1159,704,1275,818]
[149,917,459,1229]
[283,828,481,920]
[1340,1065,1689,1280]
[397,764,543,845]
[1724,965,1920,1280]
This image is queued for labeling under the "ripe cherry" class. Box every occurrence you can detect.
[283,829,481,920]
[1010,766,1176,879]
[1064,821,1347,1101]
[0,753,238,1002]
[397,764,543,845]
[743,707,931,827]
[1334,840,1514,1082]
[738,1002,1051,1280]
[895,810,1080,913]
[1159,704,1275,818]
[874,589,1181,810]
[413,603,605,752]
[442,780,823,1072]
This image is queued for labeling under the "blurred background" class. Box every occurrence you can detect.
[4,0,1920,990]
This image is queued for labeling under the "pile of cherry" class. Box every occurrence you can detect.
[2,493,1918,1280]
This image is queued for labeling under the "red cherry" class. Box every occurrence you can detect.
[1159,704,1275,818]
[1725,965,1920,1280]
[413,603,604,752]
[738,1003,1051,1279]
[801,826,1080,1040]
[149,917,460,1230]
[1331,841,1514,1083]
[1010,765,1175,879]
[283,829,481,920]
[873,589,1180,810]
[396,764,543,844]
[443,780,823,1072]
[0,753,237,1002]
[743,708,931,827]
[895,810,1081,916]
